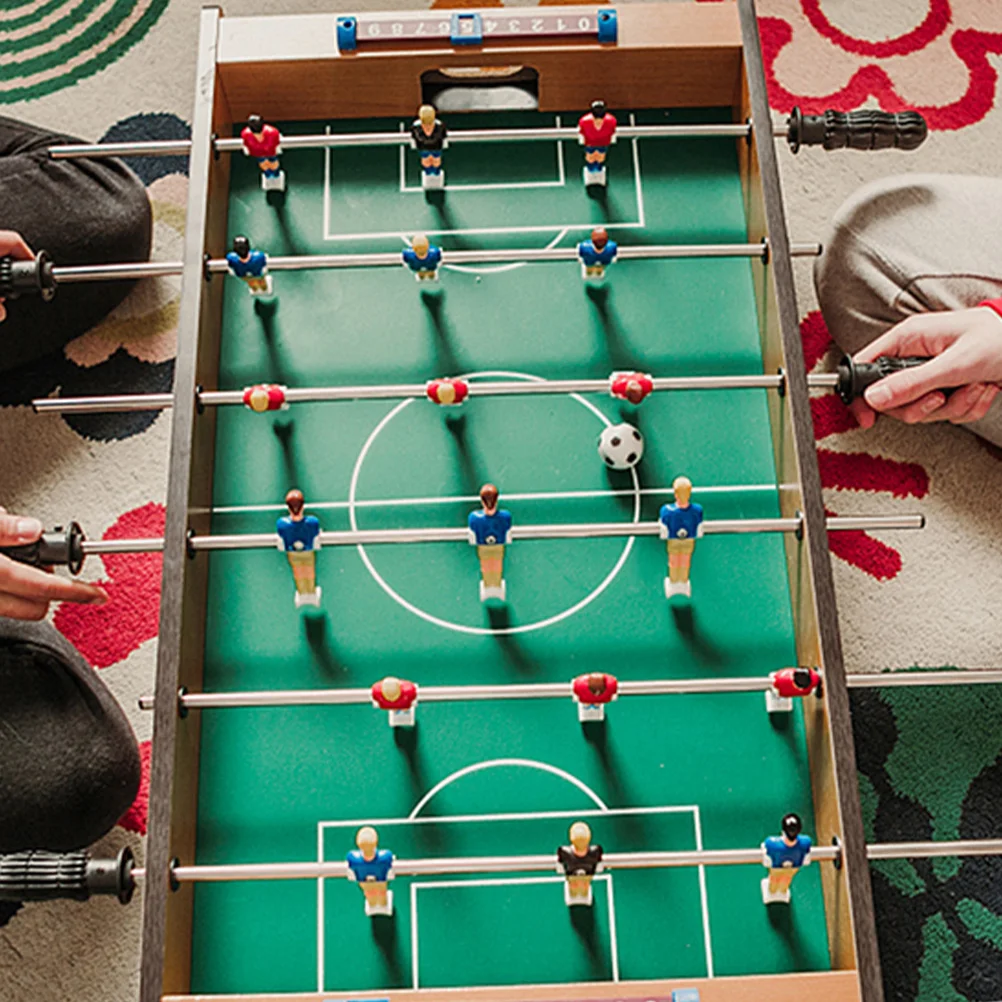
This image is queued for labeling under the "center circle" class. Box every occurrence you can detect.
[347,370,641,636]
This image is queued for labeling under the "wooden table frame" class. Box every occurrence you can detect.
[141,3,879,1000]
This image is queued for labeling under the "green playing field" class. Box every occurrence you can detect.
[189,108,832,995]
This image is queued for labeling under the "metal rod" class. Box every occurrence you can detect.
[33,372,844,416]
[81,514,921,559]
[48,122,755,161]
[847,669,1002,688]
[133,836,1002,885]
[45,240,823,289]
[138,674,785,712]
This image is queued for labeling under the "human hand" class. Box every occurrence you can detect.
[0,230,34,323]
[850,307,1002,429]
[0,508,108,620]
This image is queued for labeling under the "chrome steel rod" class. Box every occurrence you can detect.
[84,514,919,559]
[847,670,1002,688]
[48,122,755,161]
[34,372,848,416]
[867,839,1002,860]
[51,261,186,284]
[139,674,783,711]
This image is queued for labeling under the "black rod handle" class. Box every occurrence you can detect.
[0,249,56,301]
[787,108,928,154]
[0,521,86,575]
[836,354,938,405]
[0,848,135,904]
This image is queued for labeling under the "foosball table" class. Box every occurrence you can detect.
[9,3,995,1002]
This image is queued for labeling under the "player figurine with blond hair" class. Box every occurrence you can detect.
[240,114,284,191]
[410,104,447,190]
[572,672,619,722]
[557,821,603,906]
[467,484,512,602]
[761,813,811,904]
[659,476,704,599]
[577,100,618,186]
[346,826,395,916]
[276,489,321,608]
[226,236,272,296]
[402,234,442,283]
[577,227,618,282]
[371,676,418,727]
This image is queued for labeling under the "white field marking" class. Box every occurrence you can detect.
[399,116,567,193]
[439,227,568,276]
[347,371,640,638]
[323,119,644,241]
[409,757,609,818]
[316,823,326,993]
[694,806,714,977]
[210,483,780,516]
[411,875,615,989]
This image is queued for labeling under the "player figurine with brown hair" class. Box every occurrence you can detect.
[226,236,272,296]
[761,813,812,904]
[572,672,619,722]
[410,104,447,190]
[275,489,321,608]
[766,666,822,714]
[577,227,618,282]
[557,821,604,906]
[346,826,395,917]
[240,114,284,191]
[659,476,704,599]
[467,483,512,603]
[402,233,442,283]
[577,100,618,186]
[371,676,418,728]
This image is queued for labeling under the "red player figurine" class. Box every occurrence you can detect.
[577,100,618,187]
[610,371,654,405]
[371,676,418,728]
[240,114,284,192]
[766,667,822,714]
[242,383,288,413]
[572,672,618,722]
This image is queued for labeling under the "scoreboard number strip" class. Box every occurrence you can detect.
[336,7,618,51]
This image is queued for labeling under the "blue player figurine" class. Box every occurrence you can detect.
[226,235,272,296]
[276,489,321,608]
[577,227,618,282]
[468,483,512,603]
[402,233,442,283]
[659,475,704,599]
[761,813,812,904]
[347,826,395,916]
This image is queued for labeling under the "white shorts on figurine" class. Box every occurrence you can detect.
[765,689,793,714]
[294,587,322,608]
[261,171,286,192]
[415,270,440,283]
[761,877,790,905]
[365,890,394,917]
[577,703,605,723]
[422,170,445,190]
[480,580,506,602]
[583,166,607,186]
[389,707,416,728]
[564,883,593,907]
[665,578,691,599]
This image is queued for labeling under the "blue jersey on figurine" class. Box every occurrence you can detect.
[402,243,442,274]
[346,848,394,882]
[577,239,618,267]
[468,508,512,546]
[763,833,811,869]
[226,248,268,278]
[659,502,704,540]
[276,513,321,551]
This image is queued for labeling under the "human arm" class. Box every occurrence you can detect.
[0,508,107,619]
[849,305,1002,428]
[0,229,34,323]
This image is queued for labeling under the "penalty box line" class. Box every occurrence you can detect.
[322,114,646,242]
[316,802,712,991]
[411,874,618,989]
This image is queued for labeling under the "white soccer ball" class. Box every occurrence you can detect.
[598,422,644,470]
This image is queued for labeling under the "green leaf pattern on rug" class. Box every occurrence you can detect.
[0,0,169,104]
[916,913,968,1002]
[956,897,1002,951]
[860,770,927,897]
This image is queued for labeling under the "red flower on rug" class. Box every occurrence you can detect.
[759,0,1002,130]
[119,740,152,836]
[803,311,930,580]
[54,502,164,668]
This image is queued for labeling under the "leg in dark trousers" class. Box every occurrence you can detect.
[0,114,151,373]
[0,619,140,852]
